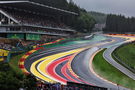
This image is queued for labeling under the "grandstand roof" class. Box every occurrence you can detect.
[0,1,78,15]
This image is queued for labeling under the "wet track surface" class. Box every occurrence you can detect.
[24,35,134,90]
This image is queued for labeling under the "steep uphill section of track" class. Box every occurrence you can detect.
[24,37,116,84]
[24,36,115,73]
[23,35,131,89]
[30,48,87,84]
[71,47,121,89]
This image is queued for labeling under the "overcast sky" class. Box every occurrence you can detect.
[72,0,135,17]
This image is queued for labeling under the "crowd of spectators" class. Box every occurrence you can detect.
[0,43,14,50]
[4,9,70,29]
[36,82,107,90]
[37,83,85,90]
[0,9,74,36]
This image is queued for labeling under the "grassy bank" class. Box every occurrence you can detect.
[9,53,25,75]
[114,44,135,69]
[92,49,135,89]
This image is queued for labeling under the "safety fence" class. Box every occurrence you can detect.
[112,41,135,73]
[36,82,107,90]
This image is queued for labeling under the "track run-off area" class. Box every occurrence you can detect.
[24,34,135,90]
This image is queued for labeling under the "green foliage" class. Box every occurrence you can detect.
[0,62,11,71]
[23,75,37,90]
[89,11,107,24]
[93,49,135,89]
[0,62,37,89]
[67,0,81,13]
[76,12,96,33]
[9,53,25,75]
[0,72,20,90]
[114,43,135,69]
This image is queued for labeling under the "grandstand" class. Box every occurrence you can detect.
[0,0,77,40]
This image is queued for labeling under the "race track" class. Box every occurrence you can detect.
[24,34,135,90]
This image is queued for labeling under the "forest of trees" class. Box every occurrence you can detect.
[1,0,96,33]
[89,11,107,24]
[74,12,96,33]
[104,14,135,33]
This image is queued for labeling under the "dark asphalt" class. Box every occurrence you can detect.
[24,36,115,72]
[24,35,130,90]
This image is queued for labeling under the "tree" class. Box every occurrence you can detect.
[0,62,37,90]
[76,12,96,33]
[104,14,135,33]
[89,11,107,24]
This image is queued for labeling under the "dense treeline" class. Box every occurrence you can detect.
[74,12,96,33]
[104,14,135,33]
[1,0,96,33]
[67,0,96,33]
[89,11,107,24]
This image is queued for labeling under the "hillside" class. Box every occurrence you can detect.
[89,11,107,24]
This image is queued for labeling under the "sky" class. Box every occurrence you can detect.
[72,0,135,17]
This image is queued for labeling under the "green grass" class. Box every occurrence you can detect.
[9,53,25,75]
[93,49,135,89]
[114,44,135,69]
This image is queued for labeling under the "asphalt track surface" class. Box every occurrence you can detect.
[24,35,134,90]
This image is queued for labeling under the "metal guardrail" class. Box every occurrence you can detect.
[112,53,135,73]
[0,30,68,36]
[67,82,108,90]
[112,42,135,73]
[0,24,76,32]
